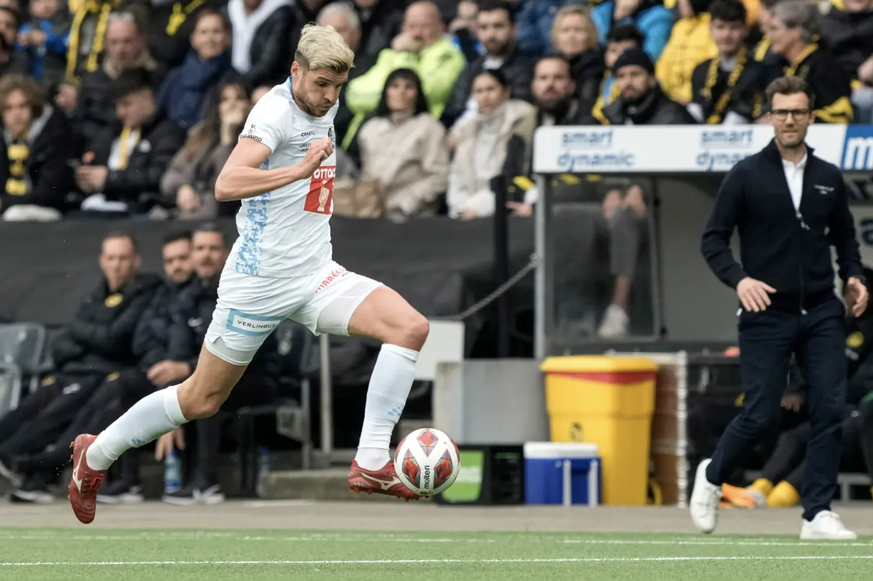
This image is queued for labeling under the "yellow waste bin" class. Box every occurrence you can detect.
[540,356,657,506]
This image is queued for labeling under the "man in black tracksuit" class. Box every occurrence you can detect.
[8,231,196,505]
[140,224,279,505]
[692,76,867,540]
[0,232,160,503]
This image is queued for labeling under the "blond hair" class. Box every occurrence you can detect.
[295,23,355,74]
[551,5,598,53]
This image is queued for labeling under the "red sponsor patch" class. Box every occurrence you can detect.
[304,165,336,215]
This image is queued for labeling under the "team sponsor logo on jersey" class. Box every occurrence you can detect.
[314,267,349,294]
[305,165,336,215]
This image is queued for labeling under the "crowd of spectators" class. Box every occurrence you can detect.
[0,0,869,224]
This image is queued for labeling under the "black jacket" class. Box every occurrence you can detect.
[820,8,873,82]
[442,46,535,126]
[0,107,77,212]
[52,273,162,375]
[689,56,769,124]
[132,276,192,371]
[86,112,187,212]
[244,6,294,89]
[766,45,854,124]
[701,140,863,313]
[167,277,280,375]
[600,84,697,125]
[73,66,167,147]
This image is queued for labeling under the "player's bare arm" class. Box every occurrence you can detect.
[214,137,333,202]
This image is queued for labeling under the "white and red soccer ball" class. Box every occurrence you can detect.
[394,428,460,497]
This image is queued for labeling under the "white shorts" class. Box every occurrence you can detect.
[204,260,382,366]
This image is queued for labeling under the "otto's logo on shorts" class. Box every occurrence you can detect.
[305,165,336,215]
[315,267,348,294]
[226,309,282,336]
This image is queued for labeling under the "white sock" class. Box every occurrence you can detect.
[86,385,188,471]
[355,344,418,470]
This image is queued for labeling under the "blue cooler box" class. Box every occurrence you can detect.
[524,442,601,506]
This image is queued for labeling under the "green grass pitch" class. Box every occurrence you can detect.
[1,528,872,581]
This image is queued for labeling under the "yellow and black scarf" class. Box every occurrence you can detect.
[6,138,30,197]
[702,46,747,124]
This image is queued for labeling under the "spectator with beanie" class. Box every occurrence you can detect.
[656,0,719,104]
[443,0,534,129]
[75,68,185,217]
[764,0,853,123]
[0,74,76,221]
[601,48,696,124]
[590,24,644,124]
[227,0,293,89]
[156,9,237,130]
[689,0,769,124]
[820,0,873,123]
[73,10,164,147]
[591,0,674,62]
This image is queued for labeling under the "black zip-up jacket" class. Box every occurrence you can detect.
[167,277,280,376]
[52,273,162,375]
[132,276,193,371]
[701,139,863,313]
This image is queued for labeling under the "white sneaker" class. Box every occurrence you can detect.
[598,305,629,338]
[800,510,857,540]
[690,459,721,534]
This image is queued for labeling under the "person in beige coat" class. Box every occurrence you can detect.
[356,68,450,221]
[447,69,537,220]
[159,81,251,220]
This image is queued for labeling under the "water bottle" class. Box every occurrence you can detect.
[256,446,271,498]
[164,449,182,494]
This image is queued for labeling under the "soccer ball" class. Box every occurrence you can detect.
[394,428,460,497]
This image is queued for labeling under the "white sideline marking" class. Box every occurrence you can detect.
[3,556,873,567]
[562,539,873,548]
[0,532,871,547]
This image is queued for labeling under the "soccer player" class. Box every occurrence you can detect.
[68,24,429,524]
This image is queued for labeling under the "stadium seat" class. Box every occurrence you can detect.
[0,323,49,404]
[0,362,23,418]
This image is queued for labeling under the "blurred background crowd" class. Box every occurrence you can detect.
[0,0,869,224]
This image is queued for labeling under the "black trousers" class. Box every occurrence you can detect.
[0,372,105,461]
[187,373,279,485]
[706,299,847,521]
[22,369,155,475]
[763,411,871,492]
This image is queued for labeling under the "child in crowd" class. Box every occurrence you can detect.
[15,0,69,90]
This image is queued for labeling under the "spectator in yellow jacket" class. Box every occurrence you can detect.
[342,1,466,149]
[656,0,718,104]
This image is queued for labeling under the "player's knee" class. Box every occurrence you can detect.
[178,379,225,420]
[405,313,430,350]
[389,312,429,351]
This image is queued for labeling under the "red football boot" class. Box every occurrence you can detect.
[68,434,106,524]
[348,460,420,501]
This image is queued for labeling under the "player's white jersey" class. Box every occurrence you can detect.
[228,78,338,278]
